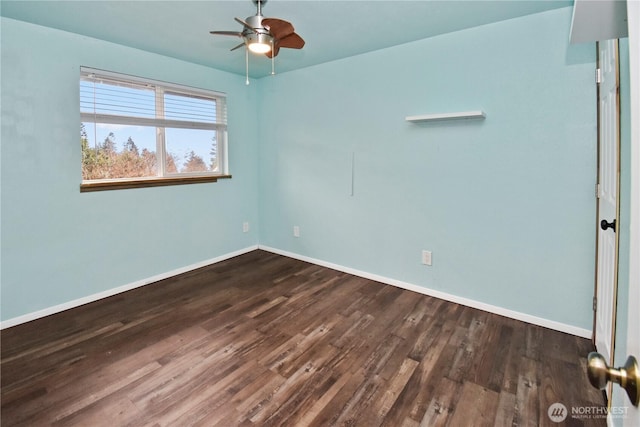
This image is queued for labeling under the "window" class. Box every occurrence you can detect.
[79,67,230,191]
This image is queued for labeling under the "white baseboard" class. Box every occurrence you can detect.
[0,245,259,330]
[258,245,592,339]
[2,244,592,339]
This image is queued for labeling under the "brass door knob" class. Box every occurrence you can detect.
[587,352,639,406]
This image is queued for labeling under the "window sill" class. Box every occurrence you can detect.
[80,175,232,192]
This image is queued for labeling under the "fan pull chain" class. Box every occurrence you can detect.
[271,39,275,75]
[245,46,250,85]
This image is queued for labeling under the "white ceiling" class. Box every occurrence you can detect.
[1,0,573,78]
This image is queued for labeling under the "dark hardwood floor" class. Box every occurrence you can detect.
[1,250,605,426]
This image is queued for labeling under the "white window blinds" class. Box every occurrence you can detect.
[80,67,227,131]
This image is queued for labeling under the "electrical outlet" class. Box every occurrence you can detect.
[243,222,250,233]
[422,250,432,266]
[293,225,300,238]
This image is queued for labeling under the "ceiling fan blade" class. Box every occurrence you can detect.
[262,18,295,40]
[210,30,243,37]
[277,32,305,49]
[234,17,256,32]
[230,42,245,52]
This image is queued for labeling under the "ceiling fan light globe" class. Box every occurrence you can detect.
[246,32,273,53]
[248,42,271,53]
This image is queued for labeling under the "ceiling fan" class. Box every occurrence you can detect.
[209,0,305,82]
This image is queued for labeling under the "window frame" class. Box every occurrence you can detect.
[79,67,230,192]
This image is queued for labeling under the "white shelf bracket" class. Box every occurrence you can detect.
[405,110,486,123]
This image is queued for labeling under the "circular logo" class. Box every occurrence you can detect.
[548,402,568,423]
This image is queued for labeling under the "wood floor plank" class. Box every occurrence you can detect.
[326,372,386,427]
[484,323,514,392]
[145,360,266,427]
[1,250,605,426]
[418,376,462,427]
[406,326,463,421]
[448,381,500,427]
[494,391,517,426]
[447,311,489,383]
[515,356,542,427]
[52,394,143,427]
[292,368,360,427]
[257,364,337,426]
[305,370,369,427]
[53,361,161,423]
[392,297,435,340]
[502,318,526,394]
[364,357,419,426]
[249,346,339,425]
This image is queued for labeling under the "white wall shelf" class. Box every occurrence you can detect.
[405,110,486,123]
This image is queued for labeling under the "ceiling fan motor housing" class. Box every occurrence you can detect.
[244,15,266,34]
[245,32,273,48]
[242,14,273,50]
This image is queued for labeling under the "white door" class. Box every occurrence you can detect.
[594,39,620,387]
[622,1,639,424]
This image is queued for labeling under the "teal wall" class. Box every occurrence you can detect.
[257,7,598,329]
[1,7,602,332]
[1,18,260,321]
